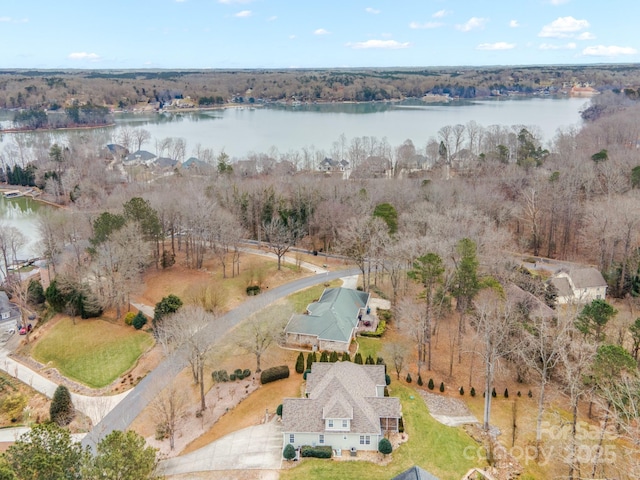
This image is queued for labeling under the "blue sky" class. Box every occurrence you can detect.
[1,0,638,69]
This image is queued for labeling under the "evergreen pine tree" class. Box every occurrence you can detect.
[470,387,476,397]
[319,351,329,362]
[295,352,305,373]
[417,375,423,386]
[341,352,351,362]
[428,378,435,390]
[491,387,497,398]
[329,351,339,362]
[50,385,75,426]
[354,353,363,364]
[406,373,412,383]
[365,354,375,364]
[439,382,445,393]
[504,388,509,398]
[459,386,465,395]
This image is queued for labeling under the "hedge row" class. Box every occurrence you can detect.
[260,365,290,384]
[301,445,332,458]
[212,368,252,382]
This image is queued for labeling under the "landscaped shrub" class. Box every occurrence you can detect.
[399,417,405,433]
[492,387,497,398]
[260,365,290,384]
[212,370,229,382]
[123,312,136,326]
[365,355,375,365]
[406,373,412,383]
[439,382,445,393]
[229,373,237,381]
[246,285,261,296]
[360,319,387,338]
[377,308,393,322]
[276,404,283,416]
[528,390,533,398]
[470,387,476,397]
[385,374,391,386]
[504,388,509,398]
[384,386,389,396]
[233,369,243,379]
[303,369,311,380]
[132,311,147,330]
[1,393,26,422]
[517,391,522,397]
[319,351,328,362]
[428,378,434,390]
[341,352,351,362]
[329,351,339,362]
[283,443,296,460]
[378,438,392,456]
[354,353,363,364]
[242,369,251,378]
[417,375,423,386]
[459,386,465,395]
[295,352,305,373]
[50,385,75,426]
[27,279,45,305]
[301,445,332,458]
[306,352,316,369]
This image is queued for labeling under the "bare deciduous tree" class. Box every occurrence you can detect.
[150,382,188,451]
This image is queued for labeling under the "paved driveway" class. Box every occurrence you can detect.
[159,418,283,476]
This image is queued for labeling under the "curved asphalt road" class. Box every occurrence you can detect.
[81,266,359,451]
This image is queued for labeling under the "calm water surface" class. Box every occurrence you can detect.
[1,97,587,159]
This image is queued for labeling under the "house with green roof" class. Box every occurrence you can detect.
[283,287,370,353]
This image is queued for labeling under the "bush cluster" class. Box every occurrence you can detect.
[260,365,290,384]
[300,445,332,458]
[212,368,252,382]
[246,285,261,296]
[360,319,387,338]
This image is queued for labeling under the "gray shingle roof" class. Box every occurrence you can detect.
[568,267,607,288]
[282,362,400,435]
[284,288,369,343]
[392,466,441,480]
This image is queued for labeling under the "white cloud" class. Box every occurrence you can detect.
[509,20,520,28]
[582,45,638,57]
[365,7,380,14]
[456,17,487,32]
[175,0,187,3]
[432,9,451,18]
[549,0,570,4]
[289,34,296,39]
[576,32,595,40]
[409,21,442,30]
[346,39,410,50]
[477,42,515,51]
[68,52,101,61]
[267,15,277,22]
[314,28,330,35]
[539,42,577,50]
[538,16,589,38]
[234,10,252,17]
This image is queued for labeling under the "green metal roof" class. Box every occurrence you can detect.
[285,287,369,343]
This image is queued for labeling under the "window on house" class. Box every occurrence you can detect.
[342,420,348,428]
[289,434,295,444]
[359,435,370,445]
[319,434,324,444]
[328,419,333,428]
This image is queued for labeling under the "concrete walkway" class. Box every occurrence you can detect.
[0,346,130,426]
[159,417,283,476]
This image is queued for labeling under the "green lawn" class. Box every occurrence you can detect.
[31,317,155,389]
[280,383,485,480]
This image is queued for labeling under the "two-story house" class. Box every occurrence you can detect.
[281,362,401,453]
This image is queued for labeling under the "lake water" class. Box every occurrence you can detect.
[1,96,588,160]
[0,196,42,261]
